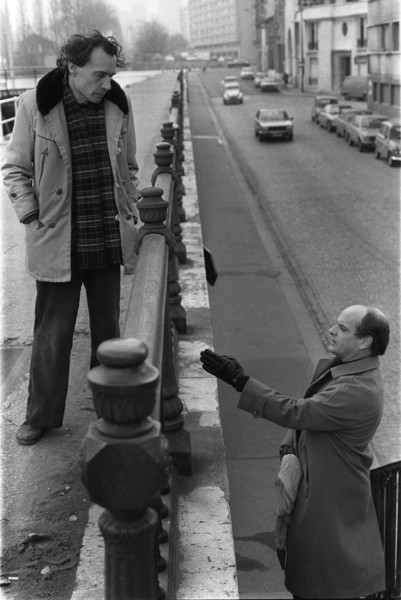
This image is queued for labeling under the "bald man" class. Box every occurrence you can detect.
[200,306,390,600]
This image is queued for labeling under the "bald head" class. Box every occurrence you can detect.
[329,305,390,361]
[353,305,390,356]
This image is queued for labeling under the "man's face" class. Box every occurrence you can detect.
[68,46,117,104]
[328,305,369,362]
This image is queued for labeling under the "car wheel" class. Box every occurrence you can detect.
[348,135,354,147]
[358,140,364,152]
[388,154,395,167]
[375,149,381,159]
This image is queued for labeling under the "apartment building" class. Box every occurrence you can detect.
[285,0,369,93]
[367,0,400,119]
[188,0,256,63]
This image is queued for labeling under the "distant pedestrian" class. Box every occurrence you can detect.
[282,72,289,86]
[2,31,140,445]
[200,304,389,599]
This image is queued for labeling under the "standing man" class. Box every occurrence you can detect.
[2,31,140,446]
[200,305,389,599]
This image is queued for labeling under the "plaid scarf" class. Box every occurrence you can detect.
[63,77,122,269]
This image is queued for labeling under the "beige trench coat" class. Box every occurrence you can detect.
[2,73,139,282]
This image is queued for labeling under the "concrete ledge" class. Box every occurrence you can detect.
[166,113,238,599]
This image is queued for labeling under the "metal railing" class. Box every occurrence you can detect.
[0,95,18,141]
[371,461,401,599]
[80,73,190,600]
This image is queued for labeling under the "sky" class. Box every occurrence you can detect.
[4,0,187,34]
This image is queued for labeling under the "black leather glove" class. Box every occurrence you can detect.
[200,349,249,392]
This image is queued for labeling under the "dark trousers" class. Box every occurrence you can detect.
[26,261,121,429]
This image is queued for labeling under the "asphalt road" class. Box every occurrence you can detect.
[194,68,400,467]
[187,68,400,599]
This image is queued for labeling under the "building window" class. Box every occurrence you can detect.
[308,56,318,85]
[308,22,318,50]
[380,83,390,104]
[342,22,348,37]
[392,22,400,51]
[373,82,379,102]
[357,17,367,48]
[391,85,400,107]
[380,24,390,50]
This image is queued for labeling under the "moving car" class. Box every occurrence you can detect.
[317,103,353,131]
[254,108,294,141]
[346,113,387,152]
[222,75,239,85]
[223,82,244,104]
[254,72,267,87]
[335,109,371,139]
[341,76,368,101]
[260,75,280,92]
[375,120,401,166]
[311,95,338,122]
[240,67,254,80]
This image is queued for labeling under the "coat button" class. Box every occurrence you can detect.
[56,188,62,195]
[11,192,17,198]
[126,214,132,220]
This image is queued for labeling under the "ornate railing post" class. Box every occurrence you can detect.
[160,121,186,224]
[80,338,171,600]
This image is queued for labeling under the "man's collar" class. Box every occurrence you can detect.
[331,355,380,378]
[36,68,128,116]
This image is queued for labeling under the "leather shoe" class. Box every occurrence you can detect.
[16,422,44,446]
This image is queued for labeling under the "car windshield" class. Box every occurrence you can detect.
[390,127,401,140]
[260,110,288,121]
[361,117,385,128]
[225,82,240,90]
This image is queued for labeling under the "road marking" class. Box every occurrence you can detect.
[191,134,222,145]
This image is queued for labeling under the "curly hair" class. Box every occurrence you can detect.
[56,31,125,72]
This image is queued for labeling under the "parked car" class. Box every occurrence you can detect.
[317,103,353,131]
[227,58,250,68]
[346,113,387,152]
[336,109,372,138]
[240,67,254,80]
[311,95,338,122]
[222,82,244,105]
[375,120,401,166]
[260,75,280,92]
[341,76,368,101]
[254,72,267,87]
[254,108,294,141]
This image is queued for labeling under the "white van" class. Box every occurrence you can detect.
[341,76,368,101]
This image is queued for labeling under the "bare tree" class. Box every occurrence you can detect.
[48,0,122,45]
[134,20,169,57]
